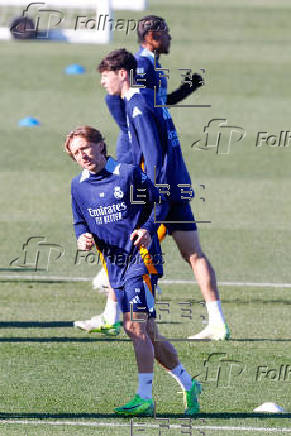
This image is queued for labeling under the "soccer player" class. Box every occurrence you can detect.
[75,15,229,340]
[80,16,202,304]
[65,125,202,416]
[75,48,229,341]
[103,15,204,165]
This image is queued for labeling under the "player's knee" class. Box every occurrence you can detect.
[190,252,216,275]
[123,319,136,336]
[193,249,207,260]
[179,249,191,263]
[188,250,205,265]
[123,317,146,338]
[180,245,204,263]
[179,247,197,263]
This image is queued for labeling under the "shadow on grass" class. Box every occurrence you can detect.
[0,321,74,328]
[0,321,181,329]
[0,337,130,342]
[0,412,291,419]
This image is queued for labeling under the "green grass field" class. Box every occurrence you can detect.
[0,0,291,434]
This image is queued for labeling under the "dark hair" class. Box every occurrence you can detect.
[64,125,106,159]
[98,48,137,74]
[137,15,168,43]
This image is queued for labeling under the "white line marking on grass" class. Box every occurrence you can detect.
[162,280,291,288]
[0,420,291,433]
[0,275,91,282]
[200,425,291,432]
[1,274,291,288]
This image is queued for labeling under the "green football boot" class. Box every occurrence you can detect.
[184,379,202,416]
[74,314,120,336]
[114,394,154,417]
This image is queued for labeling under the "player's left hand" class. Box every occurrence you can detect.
[130,229,152,249]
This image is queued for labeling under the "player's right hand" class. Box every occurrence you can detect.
[191,72,204,89]
[130,229,152,249]
[77,233,94,251]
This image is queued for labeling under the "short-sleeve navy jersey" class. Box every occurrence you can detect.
[71,158,167,288]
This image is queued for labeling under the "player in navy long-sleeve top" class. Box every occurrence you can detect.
[81,48,229,342]
[65,125,202,416]
[78,19,229,341]
[106,15,204,162]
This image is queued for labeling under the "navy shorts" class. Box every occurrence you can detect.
[114,274,157,318]
[164,201,197,234]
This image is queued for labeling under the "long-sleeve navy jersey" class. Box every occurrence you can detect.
[105,95,132,164]
[124,88,193,202]
[104,50,193,201]
[105,47,166,161]
[135,46,167,105]
[71,157,168,288]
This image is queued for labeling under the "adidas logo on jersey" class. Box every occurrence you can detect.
[132,106,143,118]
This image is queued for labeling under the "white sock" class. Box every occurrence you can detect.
[170,363,192,391]
[137,373,153,399]
[206,300,225,326]
[103,298,120,325]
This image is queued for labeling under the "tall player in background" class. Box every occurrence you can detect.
[74,17,230,340]
[104,15,204,166]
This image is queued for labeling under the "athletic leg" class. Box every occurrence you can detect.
[146,317,202,415]
[74,286,121,335]
[171,229,230,340]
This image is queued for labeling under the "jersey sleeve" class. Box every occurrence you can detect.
[136,56,158,89]
[131,102,164,187]
[71,183,90,239]
[105,95,131,163]
[132,167,168,235]
[105,95,128,133]
[166,73,203,105]
[116,131,133,163]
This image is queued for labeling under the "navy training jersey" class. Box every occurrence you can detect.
[135,46,167,105]
[104,95,133,164]
[71,158,167,288]
[105,46,166,161]
[125,88,193,202]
